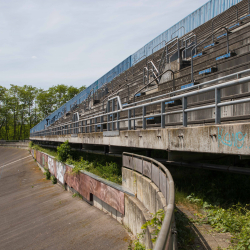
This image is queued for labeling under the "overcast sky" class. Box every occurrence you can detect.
[0,0,208,90]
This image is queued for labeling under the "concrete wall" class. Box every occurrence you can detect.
[31,122,250,156]
[31,149,172,249]
[31,149,125,216]
[0,141,29,149]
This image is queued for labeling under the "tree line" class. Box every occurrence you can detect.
[0,84,86,140]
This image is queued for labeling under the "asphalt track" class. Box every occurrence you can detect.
[0,147,130,250]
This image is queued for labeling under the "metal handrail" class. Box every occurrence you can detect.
[171,26,185,39]
[122,152,176,250]
[212,5,238,43]
[31,74,250,137]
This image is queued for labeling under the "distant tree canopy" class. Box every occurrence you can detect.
[0,84,86,140]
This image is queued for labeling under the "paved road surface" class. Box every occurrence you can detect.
[0,147,130,250]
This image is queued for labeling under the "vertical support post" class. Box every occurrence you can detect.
[128,110,131,130]
[142,106,146,130]
[215,88,221,124]
[117,101,120,130]
[182,97,187,127]
[107,100,110,131]
[166,45,169,63]
[226,30,229,54]
[177,38,180,59]
[100,116,103,132]
[89,119,92,133]
[147,65,149,85]
[127,85,129,100]
[184,40,187,59]
[133,96,136,130]
[112,99,115,131]
[94,117,97,132]
[195,35,197,55]
[191,54,194,83]
[85,120,87,133]
[161,102,165,128]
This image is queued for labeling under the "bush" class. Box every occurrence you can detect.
[44,168,51,180]
[29,141,34,148]
[51,175,57,184]
[57,140,71,162]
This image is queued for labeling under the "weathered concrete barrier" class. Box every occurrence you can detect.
[0,140,29,149]
[122,153,177,250]
[30,149,176,250]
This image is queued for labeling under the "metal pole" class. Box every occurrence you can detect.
[184,40,187,59]
[161,102,165,128]
[166,45,169,63]
[89,119,92,133]
[226,29,229,54]
[117,101,120,130]
[107,100,110,131]
[128,110,131,130]
[133,96,136,130]
[142,106,146,130]
[195,35,197,55]
[100,116,103,132]
[112,99,115,131]
[177,38,180,59]
[191,55,194,83]
[182,97,187,127]
[215,88,221,124]
[94,118,97,132]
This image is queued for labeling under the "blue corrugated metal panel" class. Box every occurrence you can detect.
[131,0,242,65]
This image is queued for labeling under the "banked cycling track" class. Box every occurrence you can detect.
[0,147,130,250]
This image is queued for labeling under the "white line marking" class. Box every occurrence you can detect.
[0,155,32,169]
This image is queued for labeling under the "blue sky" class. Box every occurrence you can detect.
[0,0,208,89]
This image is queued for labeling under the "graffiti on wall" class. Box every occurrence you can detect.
[56,161,66,184]
[218,128,248,149]
[48,157,55,175]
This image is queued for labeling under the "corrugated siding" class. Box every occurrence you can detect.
[30,0,243,133]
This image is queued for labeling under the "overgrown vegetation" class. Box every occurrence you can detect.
[51,175,57,184]
[184,194,250,249]
[57,140,71,162]
[132,209,165,250]
[169,165,250,250]
[30,142,122,184]
[44,168,50,180]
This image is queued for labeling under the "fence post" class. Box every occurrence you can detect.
[89,119,92,133]
[143,106,146,130]
[94,118,97,132]
[161,101,165,128]
[117,101,120,130]
[182,97,187,127]
[215,88,221,124]
[128,110,131,130]
[100,116,103,132]
[112,99,115,131]
[107,100,110,131]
